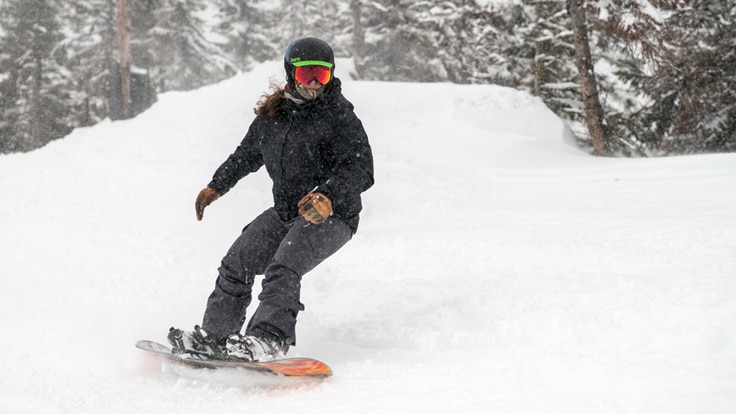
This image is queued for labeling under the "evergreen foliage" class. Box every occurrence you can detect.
[0,0,733,155]
[0,0,72,152]
[62,0,116,128]
[521,0,581,125]
[213,0,278,64]
[146,0,237,91]
[643,1,736,153]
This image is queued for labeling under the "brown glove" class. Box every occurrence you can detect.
[195,187,221,221]
[298,192,332,224]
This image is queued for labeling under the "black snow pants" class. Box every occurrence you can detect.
[201,208,352,345]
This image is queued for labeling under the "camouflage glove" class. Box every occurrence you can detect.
[298,193,332,224]
[195,187,221,221]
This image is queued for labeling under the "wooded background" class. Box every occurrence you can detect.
[1,0,734,156]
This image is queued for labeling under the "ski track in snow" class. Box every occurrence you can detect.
[1,60,735,413]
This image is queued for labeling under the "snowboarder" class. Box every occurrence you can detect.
[168,37,374,362]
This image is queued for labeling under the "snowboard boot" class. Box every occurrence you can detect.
[225,330,289,362]
[167,325,227,360]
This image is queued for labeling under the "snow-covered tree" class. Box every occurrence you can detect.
[0,0,73,152]
[59,0,116,127]
[593,0,735,154]
[1,0,733,156]
[522,0,581,120]
[355,0,531,84]
[213,0,278,66]
[642,1,736,153]
[146,0,237,91]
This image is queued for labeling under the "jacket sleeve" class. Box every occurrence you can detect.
[316,103,374,207]
[207,120,264,196]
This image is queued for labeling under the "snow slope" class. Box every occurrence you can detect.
[1,60,735,413]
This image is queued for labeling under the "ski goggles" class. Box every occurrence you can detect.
[293,62,333,85]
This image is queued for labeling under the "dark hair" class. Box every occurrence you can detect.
[254,83,286,118]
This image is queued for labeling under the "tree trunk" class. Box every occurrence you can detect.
[28,47,43,151]
[115,0,131,119]
[350,0,366,79]
[532,39,547,97]
[567,0,608,156]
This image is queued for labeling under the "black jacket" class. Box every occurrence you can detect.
[208,78,374,233]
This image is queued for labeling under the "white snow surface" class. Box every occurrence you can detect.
[1,60,735,413]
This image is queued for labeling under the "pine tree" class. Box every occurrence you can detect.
[356,0,530,84]
[146,0,237,91]
[523,0,581,123]
[0,0,72,152]
[59,0,117,127]
[431,0,532,85]
[644,1,736,153]
[213,0,278,66]
[2,0,732,156]
[262,0,347,61]
[592,0,735,155]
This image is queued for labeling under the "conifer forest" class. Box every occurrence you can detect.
[1,0,734,156]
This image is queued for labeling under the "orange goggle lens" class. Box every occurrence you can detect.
[294,65,332,85]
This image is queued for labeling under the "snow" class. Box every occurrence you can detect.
[2,59,736,413]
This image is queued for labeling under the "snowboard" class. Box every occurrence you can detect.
[135,340,332,377]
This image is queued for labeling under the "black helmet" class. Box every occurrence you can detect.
[284,37,335,89]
